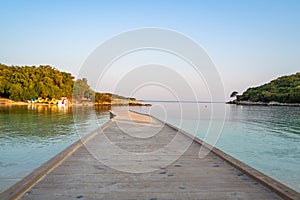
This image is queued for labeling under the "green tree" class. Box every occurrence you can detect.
[95,92,112,103]
[73,78,93,100]
[230,91,238,98]
[9,84,23,100]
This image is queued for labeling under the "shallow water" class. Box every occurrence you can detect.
[0,105,110,192]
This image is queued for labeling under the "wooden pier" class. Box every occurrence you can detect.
[1,109,299,199]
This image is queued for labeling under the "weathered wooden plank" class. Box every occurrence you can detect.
[36,172,254,184]
[28,181,273,193]
[22,191,279,200]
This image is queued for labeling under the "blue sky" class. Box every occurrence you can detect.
[0,0,299,99]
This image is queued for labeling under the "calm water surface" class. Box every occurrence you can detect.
[0,105,110,192]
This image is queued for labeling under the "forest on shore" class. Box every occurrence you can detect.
[233,72,300,103]
[0,64,136,104]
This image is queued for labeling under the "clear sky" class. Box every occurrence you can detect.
[0,0,299,100]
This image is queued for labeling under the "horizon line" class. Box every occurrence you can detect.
[142,100,226,103]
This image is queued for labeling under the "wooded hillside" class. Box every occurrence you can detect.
[0,64,74,101]
[237,72,300,103]
[0,64,137,104]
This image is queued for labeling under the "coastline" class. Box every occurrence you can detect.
[0,98,151,107]
[0,99,28,105]
[227,100,300,107]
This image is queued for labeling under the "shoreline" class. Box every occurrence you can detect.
[227,100,300,107]
[0,98,151,107]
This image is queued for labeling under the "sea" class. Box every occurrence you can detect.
[0,102,299,193]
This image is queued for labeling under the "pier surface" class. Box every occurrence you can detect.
[1,110,299,199]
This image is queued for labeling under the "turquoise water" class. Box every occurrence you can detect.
[133,102,300,192]
[0,105,110,193]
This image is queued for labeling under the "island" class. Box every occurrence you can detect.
[228,72,300,106]
[0,63,151,106]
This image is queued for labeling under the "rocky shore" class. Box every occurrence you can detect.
[227,100,300,107]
